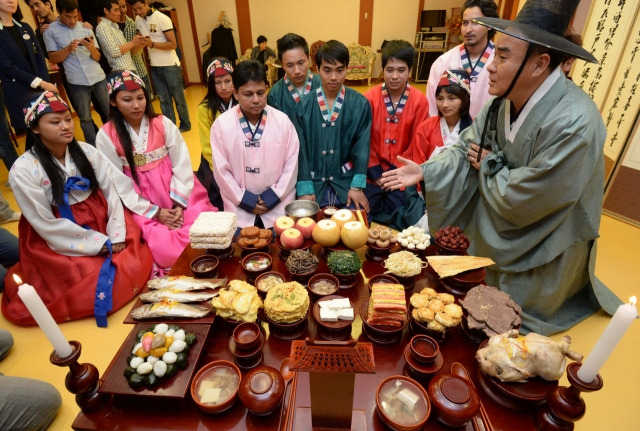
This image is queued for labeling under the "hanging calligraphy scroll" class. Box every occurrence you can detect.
[573,0,637,111]
[598,11,640,162]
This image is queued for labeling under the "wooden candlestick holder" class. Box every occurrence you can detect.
[50,340,111,414]
[535,362,603,431]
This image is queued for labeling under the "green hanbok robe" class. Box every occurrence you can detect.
[267,72,322,124]
[294,86,372,204]
[422,68,621,335]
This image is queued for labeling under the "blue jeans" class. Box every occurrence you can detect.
[0,88,19,170]
[151,65,191,130]
[0,227,18,293]
[67,80,110,145]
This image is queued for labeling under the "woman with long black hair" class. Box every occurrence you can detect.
[1,91,153,326]
[195,57,237,209]
[97,70,216,276]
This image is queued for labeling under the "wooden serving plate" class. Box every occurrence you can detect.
[475,340,558,411]
[98,323,211,398]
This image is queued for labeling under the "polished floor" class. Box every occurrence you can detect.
[0,83,638,430]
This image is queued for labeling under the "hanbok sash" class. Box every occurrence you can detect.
[285,72,314,103]
[58,176,115,328]
[460,41,494,81]
[381,82,410,121]
[238,108,268,146]
[316,85,345,126]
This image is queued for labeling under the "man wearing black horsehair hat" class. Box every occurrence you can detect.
[381,0,622,335]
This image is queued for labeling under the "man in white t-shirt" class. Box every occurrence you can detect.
[426,0,499,118]
[127,0,191,131]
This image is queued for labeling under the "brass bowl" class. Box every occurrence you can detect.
[284,200,319,222]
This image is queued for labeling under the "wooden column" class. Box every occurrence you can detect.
[235,0,253,54]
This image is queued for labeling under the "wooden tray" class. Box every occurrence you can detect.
[98,322,211,398]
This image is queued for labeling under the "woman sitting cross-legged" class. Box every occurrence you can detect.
[1,91,154,326]
[97,70,217,275]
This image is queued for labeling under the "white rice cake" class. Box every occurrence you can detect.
[397,388,419,408]
[337,308,354,320]
[190,211,237,238]
[320,308,338,322]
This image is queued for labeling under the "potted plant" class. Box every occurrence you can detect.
[326,250,362,288]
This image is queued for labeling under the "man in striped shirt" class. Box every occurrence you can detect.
[117,0,151,92]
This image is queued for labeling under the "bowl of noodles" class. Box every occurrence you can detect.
[383,251,428,291]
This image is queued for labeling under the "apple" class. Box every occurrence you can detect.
[340,221,369,250]
[312,219,341,247]
[273,216,295,236]
[280,228,304,250]
[331,209,355,229]
[294,217,317,240]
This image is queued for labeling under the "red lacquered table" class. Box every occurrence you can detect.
[72,243,539,431]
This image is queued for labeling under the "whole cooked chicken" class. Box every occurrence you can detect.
[476,329,583,382]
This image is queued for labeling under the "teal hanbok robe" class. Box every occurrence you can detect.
[421,68,621,335]
[267,72,321,124]
[294,86,372,204]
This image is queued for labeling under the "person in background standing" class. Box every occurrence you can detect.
[117,0,151,91]
[0,0,55,150]
[43,0,110,146]
[426,0,499,118]
[95,0,142,73]
[128,0,191,132]
[267,33,321,123]
[250,35,276,66]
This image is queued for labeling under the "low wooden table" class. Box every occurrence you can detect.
[72,243,539,430]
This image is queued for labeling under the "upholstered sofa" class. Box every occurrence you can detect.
[345,42,376,86]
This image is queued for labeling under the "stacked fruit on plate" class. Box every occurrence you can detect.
[273,215,316,250]
[312,209,369,250]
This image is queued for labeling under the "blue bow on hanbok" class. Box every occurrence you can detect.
[58,176,115,328]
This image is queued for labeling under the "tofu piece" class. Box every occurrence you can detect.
[320,308,338,322]
[397,388,419,408]
[200,387,222,404]
[337,307,354,320]
[328,298,350,309]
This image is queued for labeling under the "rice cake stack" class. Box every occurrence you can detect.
[190,211,237,249]
[367,283,407,327]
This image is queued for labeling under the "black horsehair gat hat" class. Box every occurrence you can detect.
[472,0,597,64]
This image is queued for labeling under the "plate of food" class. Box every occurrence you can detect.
[124,276,227,324]
[235,226,273,254]
[99,322,210,398]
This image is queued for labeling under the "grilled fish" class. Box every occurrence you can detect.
[146,276,227,291]
[139,288,219,303]
[131,300,211,320]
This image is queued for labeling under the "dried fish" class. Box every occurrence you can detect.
[146,276,227,291]
[131,300,211,320]
[139,288,219,303]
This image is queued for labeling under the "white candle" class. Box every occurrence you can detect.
[577,296,637,383]
[15,276,74,358]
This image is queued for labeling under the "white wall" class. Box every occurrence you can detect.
[161,0,201,84]
[192,0,241,62]
[371,0,420,77]
[248,0,360,50]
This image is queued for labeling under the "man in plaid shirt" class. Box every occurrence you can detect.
[96,0,141,72]
[116,0,152,91]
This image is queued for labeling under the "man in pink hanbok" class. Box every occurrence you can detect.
[97,70,217,274]
[211,60,299,229]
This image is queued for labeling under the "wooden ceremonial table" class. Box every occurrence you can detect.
[72,243,541,431]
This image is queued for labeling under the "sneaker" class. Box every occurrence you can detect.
[0,212,21,224]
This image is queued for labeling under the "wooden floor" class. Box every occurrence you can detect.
[0,83,638,430]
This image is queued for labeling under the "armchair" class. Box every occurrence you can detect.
[345,43,376,86]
